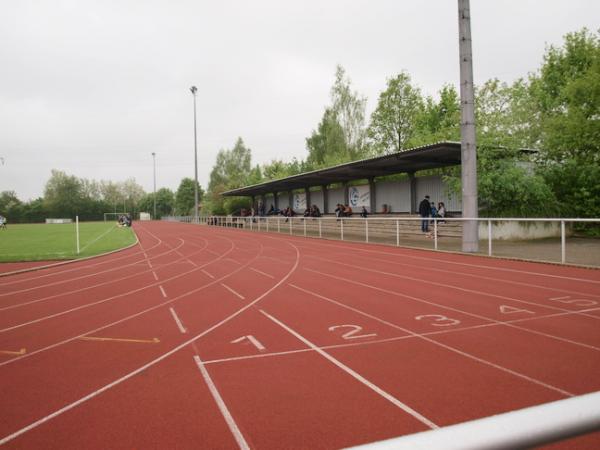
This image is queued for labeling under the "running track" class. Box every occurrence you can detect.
[1,221,599,449]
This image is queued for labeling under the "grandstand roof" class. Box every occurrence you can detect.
[222,141,461,197]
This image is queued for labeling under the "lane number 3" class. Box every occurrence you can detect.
[415,314,461,327]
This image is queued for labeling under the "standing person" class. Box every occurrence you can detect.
[419,195,431,233]
[437,202,447,223]
[360,206,368,218]
[0,215,6,229]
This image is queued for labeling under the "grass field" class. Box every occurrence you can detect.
[0,221,137,262]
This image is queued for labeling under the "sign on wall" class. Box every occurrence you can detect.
[349,185,370,208]
[293,192,306,210]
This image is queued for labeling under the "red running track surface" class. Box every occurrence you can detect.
[0,221,599,449]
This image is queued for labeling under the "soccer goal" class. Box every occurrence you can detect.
[103,212,128,222]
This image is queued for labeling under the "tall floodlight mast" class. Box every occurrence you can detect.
[152,152,157,219]
[190,86,199,223]
[458,0,479,252]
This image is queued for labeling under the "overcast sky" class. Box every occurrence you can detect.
[1,0,599,201]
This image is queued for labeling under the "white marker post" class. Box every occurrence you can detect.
[76,215,80,255]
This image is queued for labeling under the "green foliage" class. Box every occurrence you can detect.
[368,72,424,154]
[138,188,174,219]
[175,177,203,216]
[306,108,348,167]
[540,159,600,218]
[205,137,259,214]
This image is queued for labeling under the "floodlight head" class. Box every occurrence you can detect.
[190,86,197,94]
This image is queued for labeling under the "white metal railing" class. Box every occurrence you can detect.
[344,390,600,450]
[162,215,600,266]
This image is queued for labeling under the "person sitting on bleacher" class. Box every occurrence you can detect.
[310,204,321,217]
[360,206,368,218]
[343,204,353,217]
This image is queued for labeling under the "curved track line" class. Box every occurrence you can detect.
[0,233,300,446]
[0,225,147,282]
[297,243,600,300]
[305,253,600,321]
[277,233,600,283]
[0,236,224,332]
[0,237,188,300]
[0,232,263,365]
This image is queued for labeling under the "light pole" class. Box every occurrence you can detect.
[152,152,157,220]
[190,86,199,223]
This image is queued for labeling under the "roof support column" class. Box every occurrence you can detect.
[368,177,376,213]
[273,192,278,210]
[343,182,349,206]
[305,187,311,211]
[251,195,255,213]
[409,172,417,214]
[289,191,294,212]
[322,185,328,214]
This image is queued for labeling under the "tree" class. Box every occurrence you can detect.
[330,65,368,157]
[306,108,347,167]
[368,72,424,154]
[44,170,84,218]
[175,178,203,215]
[531,28,600,164]
[139,188,174,218]
[205,137,256,214]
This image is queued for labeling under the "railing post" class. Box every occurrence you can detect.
[434,218,438,250]
[488,219,492,256]
[266,218,269,232]
[289,217,292,235]
[341,219,344,241]
[365,219,369,243]
[250,218,253,231]
[277,217,280,233]
[303,218,307,237]
[561,220,566,264]
[258,218,261,232]
[319,218,322,238]
[396,220,399,246]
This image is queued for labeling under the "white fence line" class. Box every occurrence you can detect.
[163,215,600,266]
[344,390,600,450]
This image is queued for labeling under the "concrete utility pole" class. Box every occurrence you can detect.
[152,152,157,220]
[190,86,199,223]
[458,0,479,252]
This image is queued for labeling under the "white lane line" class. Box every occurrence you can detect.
[303,267,600,352]
[225,258,241,265]
[292,238,600,284]
[152,271,159,281]
[202,269,215,279]
[193,355,250,450]
[159,285,167,298]
[0,237,299,445]
[249,267,274,279]
[221,283,245,300]
[289,283,575,398]
[259,309,438,429]
[304,255,600,321]
[79,225,117,252]
[169,307,187,333]
[144,253,153,269]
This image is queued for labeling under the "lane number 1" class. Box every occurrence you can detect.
[231,335,266,352]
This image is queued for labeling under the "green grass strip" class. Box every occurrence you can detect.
[0,221,137,262]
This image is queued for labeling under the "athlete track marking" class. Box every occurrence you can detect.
[303,267,600,352]
[288,283,574,398]
[193,355,250,450]
[259,309,438,429]
[0,234,300,445]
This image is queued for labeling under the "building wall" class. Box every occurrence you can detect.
[327,187,345,211]
[277,192,289,210]
[416,175,461,212]
[310,190,324,212]
[375,180,411,213]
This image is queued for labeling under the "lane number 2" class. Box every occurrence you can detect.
[415,314,460,327]
[328,325,377,340]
